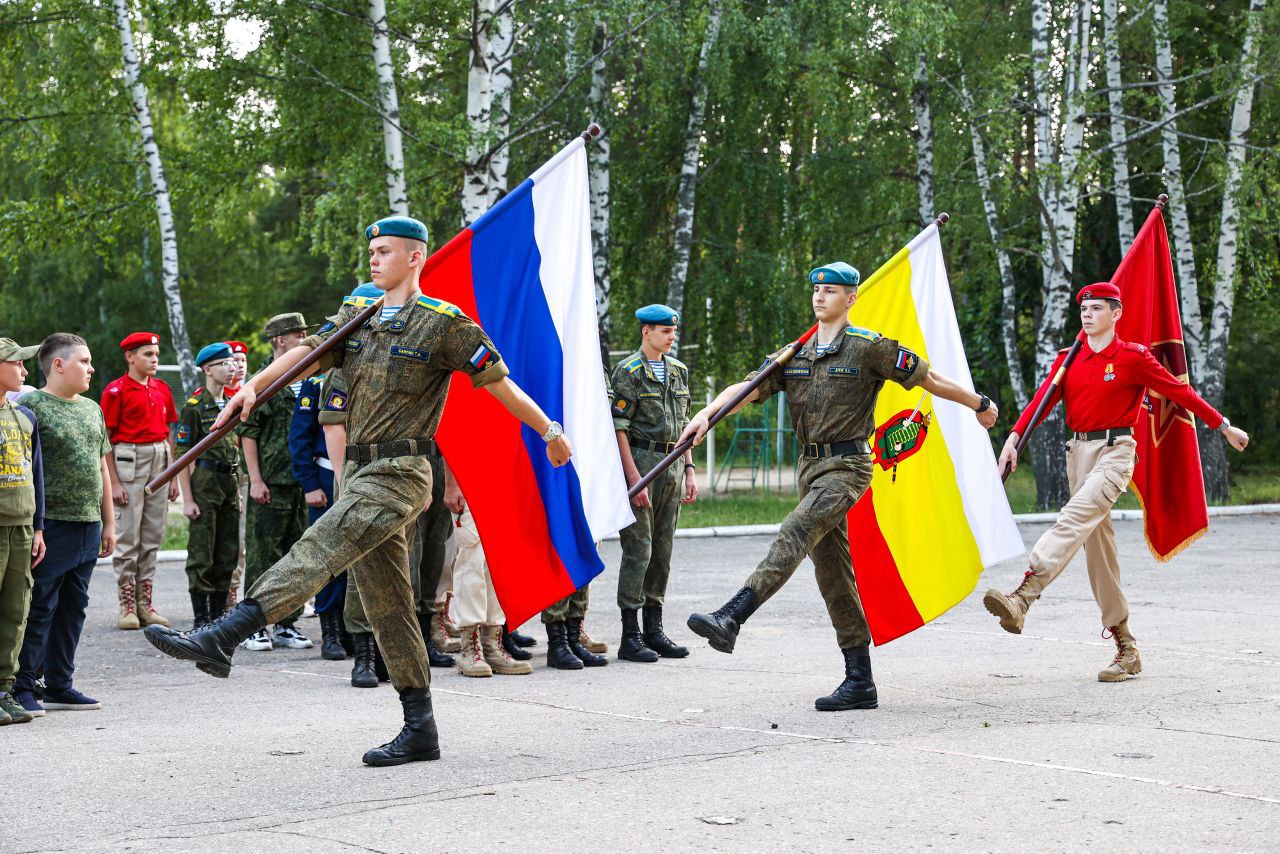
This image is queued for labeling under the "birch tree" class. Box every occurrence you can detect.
[111,0,197,392]
[665,0,725,352]
[588,19,614,358]
[462,0,494,225]
[1102,0,1134,247]
[911,52,935,226]
[368,0,408,215]
[485,0,515,204]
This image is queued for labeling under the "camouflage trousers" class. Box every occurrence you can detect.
[344,452,449,634]
[542,583,589,624]
[245,483,307,626]
[617,449,681,610]
[745,454,874,649]
[248,456,432,690]
[185,468,240,595]
[0,525,34,691]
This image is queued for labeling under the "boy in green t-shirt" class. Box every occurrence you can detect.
[0,338,46,724]
[15,333,115,714]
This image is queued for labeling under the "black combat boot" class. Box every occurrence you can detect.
[206,593,226,623]
[545,621,583,670]
[317,611,345,660]
[508,626,537,648]
[618,609,659,663]
[566,618,607,667]
[814,645,878,711]
[417,611,455,668]
[361,687,441,767]
[501,625,532,661]
[687,587,759,654]
[350,633,379,688]
[189,591,209,630]
[143,599,267,679]
[642,604,689,658]
[338,612,356,657]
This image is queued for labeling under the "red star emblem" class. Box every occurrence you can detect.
[1147,340,1193,446]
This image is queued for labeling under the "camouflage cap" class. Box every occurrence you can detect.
[263,312,308,339]
[0,338,39,363]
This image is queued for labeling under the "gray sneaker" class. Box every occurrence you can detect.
[240,628,273,652]
[272,624,314,649]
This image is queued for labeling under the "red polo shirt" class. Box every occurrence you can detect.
[1013,335,1223,436]
[101,374,180,444]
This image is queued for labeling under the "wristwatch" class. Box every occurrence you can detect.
[975,393,992,414]
[542,421,564,443]
[1217,416,1231,433]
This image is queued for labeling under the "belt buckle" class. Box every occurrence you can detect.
[664,441,677,454]
[805,443,819,458]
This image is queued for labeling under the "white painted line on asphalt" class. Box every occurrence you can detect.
[927,625,1278,666]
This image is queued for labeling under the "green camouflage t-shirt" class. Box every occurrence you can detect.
[18,389,111,522]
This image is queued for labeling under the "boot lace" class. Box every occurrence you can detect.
[1011,570,1036,596]
[1104,627,1124,664]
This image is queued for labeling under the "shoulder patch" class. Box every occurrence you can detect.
[417,295,461,317]
[186,396,200,406]
[622,356,644,374]
[894,348,920,373]
[323,390,348,412]
[845,325,882,341]
[667,356,687,371]
[316,321,336,335]
[342,295,379,308]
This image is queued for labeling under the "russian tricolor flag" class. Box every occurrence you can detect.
[420,136,634,626]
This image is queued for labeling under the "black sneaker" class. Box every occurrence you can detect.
[42,688,102,710]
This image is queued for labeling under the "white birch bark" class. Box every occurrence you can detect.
[112,0,197,392]
[1153,0,1205,381]
[462,0,494,226]
[1103,0,1134,247]
[369,0,408,215]
[961,75,1028,410]
[588,20,613,356]
[911,52,935,226]
[665,0,724,353]
[484,0,514,204]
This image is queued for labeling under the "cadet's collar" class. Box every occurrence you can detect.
[1084,334,1123,359]
[803,329,845,359]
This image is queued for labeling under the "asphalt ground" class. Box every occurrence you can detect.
[4,514,1278,852]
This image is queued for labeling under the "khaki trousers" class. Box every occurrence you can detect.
[1028,436,1137,628]
[111,442,170,588]
[451,506,504,627]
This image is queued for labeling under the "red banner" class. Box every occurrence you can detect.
[1113,208,1209,561]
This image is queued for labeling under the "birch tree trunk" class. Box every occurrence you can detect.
[961,75,1028,410]
[485,0,515,204]
[369,0,408,215]
[1153,0,1205,381]
[112,0,197,393]
[1103,0,1134,247]
[588,20,614,364]
[911,52,935,226]
[1198,0,1267,500]
[462,0,494,226]
[665,0,724,353]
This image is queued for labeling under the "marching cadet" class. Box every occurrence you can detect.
[610,304,699,663]
[101,332,179,630]
[223,340,249,611]
[176,343,241,628]
[145,216,574,768]
[986,283,1249,681]
[681,263,999,711]
[237,314,313,652]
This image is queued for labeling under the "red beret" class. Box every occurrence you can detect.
[224,341,249,354]
[1076,282,1122,304]
[120,332,161,351]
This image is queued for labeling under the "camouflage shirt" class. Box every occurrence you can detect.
[18,390,111,522]
[609,350,692,444]
[302,294,508,445]
[176,386,239,467]
[235,356,298,486]
[748,325,930,445]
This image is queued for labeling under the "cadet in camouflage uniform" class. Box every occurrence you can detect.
[610,305,698,663]
[145,216,574,768]
[237,313,313,652]
[176,343,241,629]
[683,262,999,712]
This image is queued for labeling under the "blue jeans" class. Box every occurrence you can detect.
[307,469,346,616]
[16,519,100,694]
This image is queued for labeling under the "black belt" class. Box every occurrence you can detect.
[195,459,237,475]
[1073,427,1132,445]
[630,438,679,454]
[346,439,437,467]
[802,440,871,458]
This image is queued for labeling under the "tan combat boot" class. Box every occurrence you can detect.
[443,593,461,639]
[118,582,141,630]
[432,608,462,653]
[577,623,609,655]
[481,625,533,675]
[457,626,492,677]
[982,570,1044,634]
[1098,620,1142,682]
[135,579,170,627]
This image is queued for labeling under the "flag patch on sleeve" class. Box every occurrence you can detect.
[469,344,494,371]
[895,349,918,372]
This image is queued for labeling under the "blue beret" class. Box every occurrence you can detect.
[351,282,384,298]
[635,304,680,326]
[195,342,233,367]
[365,216,428,243]
[809,262,860,287]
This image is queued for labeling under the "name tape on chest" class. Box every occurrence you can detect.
[390,345,431,363]
[828,366,860,377]
[783,366,813,378]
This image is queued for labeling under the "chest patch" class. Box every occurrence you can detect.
[344,339,364,352]
[783,366,812,378]
[390,345,430,363]
[828,366,860,377]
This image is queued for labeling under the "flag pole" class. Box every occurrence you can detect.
[628,213,951,499]
[1000,194,1168,483]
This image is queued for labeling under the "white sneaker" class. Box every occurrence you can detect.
[273,624,314,649]
[302,600,316,618]
[241,629,273,651]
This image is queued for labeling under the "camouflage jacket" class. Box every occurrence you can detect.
[236,357,298,486]
[609,350,692,445]
[177,386,239,466]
